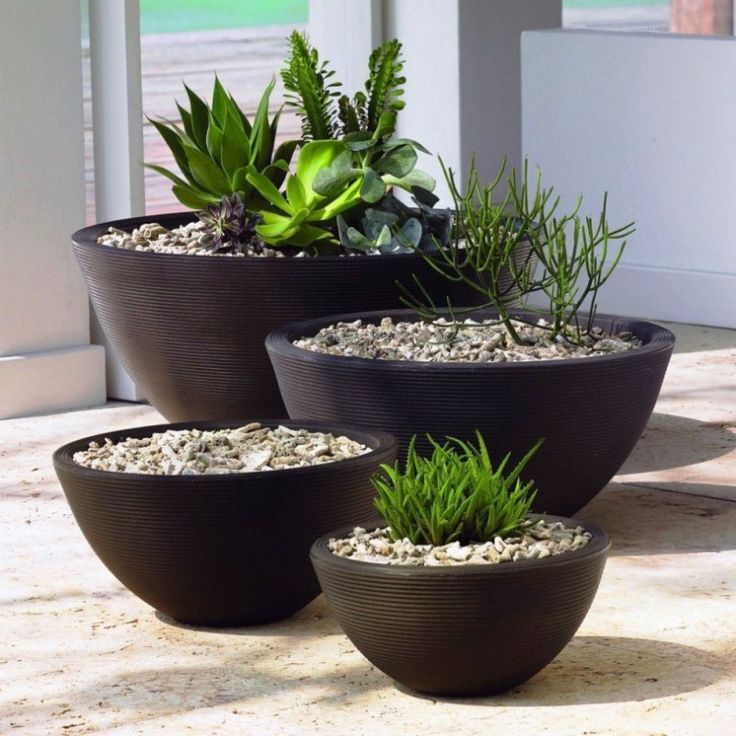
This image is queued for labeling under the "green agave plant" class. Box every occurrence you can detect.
[246,140,364,247]
[373,432,541,546]
[147,77,298,210]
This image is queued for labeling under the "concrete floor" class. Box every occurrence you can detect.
[1,322,734,735]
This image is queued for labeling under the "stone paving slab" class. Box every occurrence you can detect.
[1,322,735,734]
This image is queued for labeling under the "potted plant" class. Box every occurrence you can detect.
[71,33,498,422]
[267,159,676,514]
[311,432,610,696]
[53,419,396,626]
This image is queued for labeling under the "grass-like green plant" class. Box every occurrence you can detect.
[401,157,635,345]
[147,77,298,210]
[372,433,541,546]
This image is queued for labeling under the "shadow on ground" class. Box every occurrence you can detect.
[578,483,736,556]
[619,413,735,475]
[401,635,728,706]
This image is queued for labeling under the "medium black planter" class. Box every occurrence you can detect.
[266,309,675,515]
[311,515,610,696]
[53,420,396,627]
[72,212,505,421]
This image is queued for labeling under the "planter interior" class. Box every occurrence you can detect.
[72,212,501,422]
[267,309,675,515]
[53,419,396,627]
[311,515,610,696]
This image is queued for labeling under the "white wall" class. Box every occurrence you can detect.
[0,0,105,418]
[522,29,736,328]
[310,0,561,202]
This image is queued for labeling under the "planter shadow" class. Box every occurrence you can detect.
[396,636,727,704]
[579,482,736,556]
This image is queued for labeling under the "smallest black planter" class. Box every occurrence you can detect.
[311,516,610,696]
[53,420,396,627]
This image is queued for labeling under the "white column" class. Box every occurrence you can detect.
[309,0,561,202]
[0,0,105,419]
[89,0,146,400]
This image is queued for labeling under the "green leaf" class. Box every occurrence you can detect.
[286,174,307,210]
[184,84,210,150]
[177,103,194,141]
[311,177,363,219]
[246,170,292,213]
[205,112,223,165]
[262,159,290,187]
[220,111,250,177]
[171,183,219,210]
[211,75,229,126]
[384,169,436,192]
[295,140,347,188]
[360,168,386,203]
[374,144,417,178]
[147,117,192,181]
[182,142,231,195]
[250,78,276,171]
[228,92,252,136]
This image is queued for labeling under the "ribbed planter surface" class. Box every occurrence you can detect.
[267,309,675,515]
[53,420,396,627]
[72,212,507,421]
[311,516,610,696]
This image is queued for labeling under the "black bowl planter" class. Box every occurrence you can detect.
[71,212,523,421]
[311,515,610,696]
[53,420,396,627]
[266,309,675,515]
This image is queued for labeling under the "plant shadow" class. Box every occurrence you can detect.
[618,413,735,475]
[398,635,728,706]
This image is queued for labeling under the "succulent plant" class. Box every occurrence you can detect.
[337,191,452,254]
[246,140,364,248]
[373,432,541,546]
[282,31,434,205]
[197,193,261,254]
[147,77,298,210]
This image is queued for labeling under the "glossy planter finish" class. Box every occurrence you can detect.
[267,310,675,515]
[312,516,610,696]
[53,420,396,627]
[72,212,500,421]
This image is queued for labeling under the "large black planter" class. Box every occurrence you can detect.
[311,515,610,696]
[72,212,504,421]
[53,420,396,627]
[266,309,675,515]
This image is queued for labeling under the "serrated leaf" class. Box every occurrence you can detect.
[211,75,229,126]
[147,117,192,181]
[172,183,219,210]
[249,78,276,171]
[220,111,250,177]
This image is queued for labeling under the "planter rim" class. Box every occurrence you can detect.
[311,514,611,577]
[72,211,431,265]
[53,418,397,484]
[267,308,676,371]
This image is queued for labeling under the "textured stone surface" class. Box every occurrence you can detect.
[1,322,734,735]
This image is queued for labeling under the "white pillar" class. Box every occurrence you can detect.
[0,0,105,419]
[89,0,146,400]
[386,0,562,199]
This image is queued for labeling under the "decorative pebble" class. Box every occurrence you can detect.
[294,317,640,363]
[97,221,287,258]
[328,520,593,566]
[73,423,369,475]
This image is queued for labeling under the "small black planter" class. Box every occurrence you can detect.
[72,212,503,422]
[53,420,396,627]
[266,309,675,515]
[311,516,610,696]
